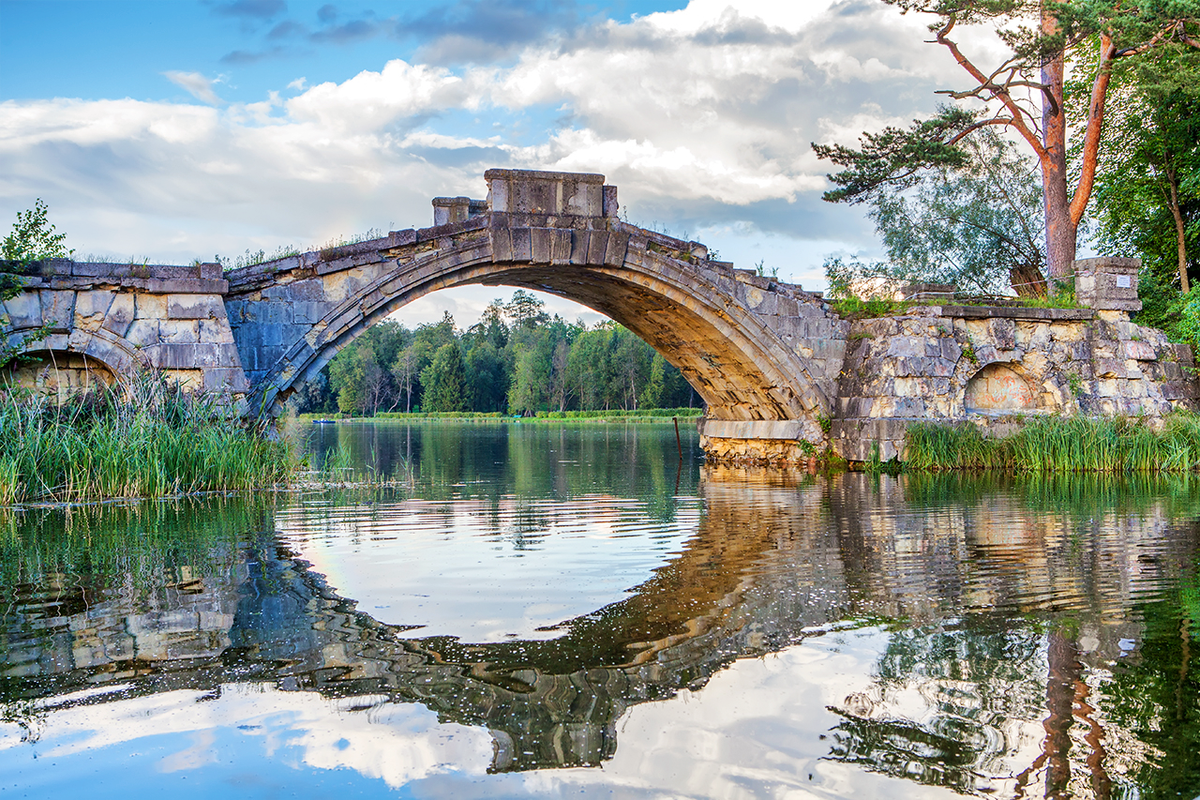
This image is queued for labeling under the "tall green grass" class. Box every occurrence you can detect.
[905,413,1200,473]
[0,374,293,503]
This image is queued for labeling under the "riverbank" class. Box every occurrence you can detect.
[0,377,292,503]
[902,412,1200,472]
[299,408,705,425]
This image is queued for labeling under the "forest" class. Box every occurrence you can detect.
[293,290,701,416]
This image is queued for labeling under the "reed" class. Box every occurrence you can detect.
[904,413,1200,473]
[0,373,293,503]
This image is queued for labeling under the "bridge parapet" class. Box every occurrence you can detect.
[1,258,247,397]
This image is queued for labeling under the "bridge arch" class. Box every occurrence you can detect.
[234,214,836,434]
[2,326,146,398]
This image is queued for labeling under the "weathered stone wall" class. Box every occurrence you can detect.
[1,259,248,398]
[832,304,1199,462]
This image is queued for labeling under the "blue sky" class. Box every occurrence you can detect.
[0,0,966,325]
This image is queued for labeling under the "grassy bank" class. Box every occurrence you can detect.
[904,413,1200,473]
[301,408,704,424]
[0,377,293,503]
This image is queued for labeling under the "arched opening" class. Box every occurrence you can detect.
[1,349,117,402]
[288,285,704,418]
[964,364,1035,415]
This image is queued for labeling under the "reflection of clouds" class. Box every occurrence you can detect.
[275,495,701,642]
[2,683,492,789]
[518,634,920,798]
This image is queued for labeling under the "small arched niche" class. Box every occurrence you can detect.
[964,364,1034,415]
[2,350,116,402]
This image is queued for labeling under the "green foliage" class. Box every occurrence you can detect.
[813,105,978,205]
[822,131,1045,296]
[1,199,72,267]
[824,273,912,320]
[304,291,702,419]
[0,373,293,502]
[214,245,301,272]
[2,200,71,370]
[904,413,1200,473]
[815,0,1200,279]
[421,343,468,412]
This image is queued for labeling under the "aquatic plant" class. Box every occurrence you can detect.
[0,373,293,503]
[904,413,1200,473]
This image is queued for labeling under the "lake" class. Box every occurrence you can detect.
[2,420,1198,798]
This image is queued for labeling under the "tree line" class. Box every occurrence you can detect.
[293,290,701,416]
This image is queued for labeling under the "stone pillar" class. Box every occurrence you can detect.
[1075,257,1142,313]
[432,196,478,226]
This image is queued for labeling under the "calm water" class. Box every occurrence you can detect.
[2,420,1199,799]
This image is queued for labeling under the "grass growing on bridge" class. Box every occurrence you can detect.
[904,413,1200,473]
[0,375,293,503]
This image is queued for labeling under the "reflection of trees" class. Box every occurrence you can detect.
[822,473,1200,799]
[1,471,1198,787]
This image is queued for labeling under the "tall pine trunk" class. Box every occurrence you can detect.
[1041,11,1077,281]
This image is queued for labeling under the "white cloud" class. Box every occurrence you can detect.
[163,71,226,106]
[0,0,969,310]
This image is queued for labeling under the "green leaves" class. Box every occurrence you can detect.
[823,129,1045,295]
[1,199,72,265]
[813,106,979,205]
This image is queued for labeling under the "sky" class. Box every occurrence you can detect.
[0,0,993,327]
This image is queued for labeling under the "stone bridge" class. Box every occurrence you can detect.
[3,168,1197,463]
[2,168,848,450]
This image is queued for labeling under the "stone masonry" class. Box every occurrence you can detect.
[1,260,247,398]
[3,169,1198,464]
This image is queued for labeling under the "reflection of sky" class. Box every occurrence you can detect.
[275,495,702,641]
[1,627,1053,798]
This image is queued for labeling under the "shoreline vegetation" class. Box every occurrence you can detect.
[902,412,1200,473]
[0,374,292,504]
[297,407,705,425]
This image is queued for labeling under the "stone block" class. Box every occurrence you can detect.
[886,337,926,358]
[160,319,200,344]
[124,319,161,347]
[1123,340,1157,361]
[1075,257,1141,312]
[144,343,192,369]
[198,318,235,345]
[74,290,115,327]
[203,368,250,393]
[101,293,136,337]
[569,230,592,264]
[3,292,42,328]
[939,337,963,362]
[292,301,327,325]
[550,228,572,265]
[603,184,619,217]
[530,228,552,264]
[193,343,239,368]
[39,290,75,330]
[485,169,605,216]
[1094,359,1126,379]
[604,231,629,267]
[988,317,1016,350]
[135,293,168,320]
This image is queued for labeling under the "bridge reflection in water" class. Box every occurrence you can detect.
[1,469,1198,796]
